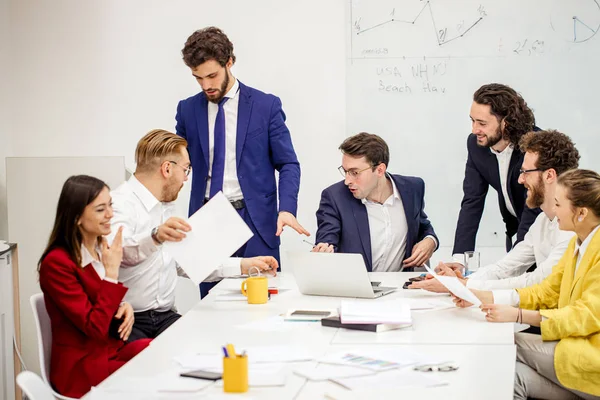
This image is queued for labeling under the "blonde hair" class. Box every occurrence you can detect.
[558,169,600,218]
[135,129,188,173]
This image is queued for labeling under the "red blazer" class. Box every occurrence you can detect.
[39,248,129,398]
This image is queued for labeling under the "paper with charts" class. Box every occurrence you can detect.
[164,192,253,285]
[424,265,482,306]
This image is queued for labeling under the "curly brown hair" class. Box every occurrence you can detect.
[182,27,236,68]
[339,132,390,167]
[519,130,580,176]
[473,83,535,146]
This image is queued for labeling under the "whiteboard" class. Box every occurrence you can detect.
[347,0,600,250]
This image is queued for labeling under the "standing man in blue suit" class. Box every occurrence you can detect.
[176,27,309,297]
[313,132,438,271]
[453,83,541,263]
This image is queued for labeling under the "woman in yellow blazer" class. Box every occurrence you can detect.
[454,169,600,400]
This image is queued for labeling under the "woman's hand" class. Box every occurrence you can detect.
[114,302,134,341]
[102,226,123,280]
[452,289,494,308]
[480,304,519,323]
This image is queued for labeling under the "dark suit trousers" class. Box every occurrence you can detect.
[127,310,181,342]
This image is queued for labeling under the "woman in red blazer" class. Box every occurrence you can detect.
[38,175,151,398]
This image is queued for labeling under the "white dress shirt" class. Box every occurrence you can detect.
[205,78,243,201]
[363,177,436,272]
[80,244,120,283]
[491,144,517,218]
[452,144,518,263]
[467,212,574,290]
[493,225,600,306]
[110,175,241,312]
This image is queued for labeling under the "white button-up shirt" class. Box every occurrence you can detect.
[110,175,240,312]
[494,225,600,306]
[81,245,106,281]
[205,78,243,201]
[362,177,436,272]
[491,144,517,218]
[452,144,519,264]
[468,212,574,291]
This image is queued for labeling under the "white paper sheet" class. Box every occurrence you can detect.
[333,369,447,390]
[398,298,455,311]
[214,293,247,302]
[174,346,318,371]
[424,265,482,307]
[340,299,412,324]
[293,364,376,381]
[93,371,214,397]
[319,348,450,372]
[164,192,253,285]
[235,316,292,332]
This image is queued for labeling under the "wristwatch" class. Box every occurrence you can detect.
[151,226,163,244]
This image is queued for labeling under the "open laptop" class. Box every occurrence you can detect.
[287,252,397,298]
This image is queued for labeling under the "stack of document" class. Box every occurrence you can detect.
[340,299,412,325]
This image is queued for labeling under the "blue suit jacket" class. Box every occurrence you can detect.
[315,174,438,272]
[452,133,541,254]
[175,81,300,249]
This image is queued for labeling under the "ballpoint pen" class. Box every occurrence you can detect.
[302,239,315,247]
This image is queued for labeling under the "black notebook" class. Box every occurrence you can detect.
[321,316,411,333]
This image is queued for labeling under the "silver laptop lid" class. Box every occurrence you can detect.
[287,252,378,298]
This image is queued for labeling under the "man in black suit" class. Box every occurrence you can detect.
[453,83,541,261]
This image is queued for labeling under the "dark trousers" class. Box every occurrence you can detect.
[127,309,181,343]
[199,206,280,299]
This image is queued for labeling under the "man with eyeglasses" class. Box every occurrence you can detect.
[312,132,439,271]
[453,84,542,263]
[411,130,579,294]
[108,129,278,342]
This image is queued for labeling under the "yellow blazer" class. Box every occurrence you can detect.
[517,228,600,396]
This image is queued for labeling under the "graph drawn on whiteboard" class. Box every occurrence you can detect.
[350,0,488,59]
[353,1,486,47]
[350,0,600,60]
[550,0,600,43]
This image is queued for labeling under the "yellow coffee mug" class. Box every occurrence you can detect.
[241,276,268,304]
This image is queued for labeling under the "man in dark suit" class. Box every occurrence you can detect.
[175,27,309,296]
[313,132,438,271]
[453,83,541,262]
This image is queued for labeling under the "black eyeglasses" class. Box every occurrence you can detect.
[168,161,192,176]
[519,168,542,175]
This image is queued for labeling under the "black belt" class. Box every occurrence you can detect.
[205,197,245,210]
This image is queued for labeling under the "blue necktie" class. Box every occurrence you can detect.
[209,97,229,198]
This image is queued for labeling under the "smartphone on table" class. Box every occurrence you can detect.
[180,370,222,380]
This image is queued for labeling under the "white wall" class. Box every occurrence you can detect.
[0,0,12,240]
[5,0,347,375]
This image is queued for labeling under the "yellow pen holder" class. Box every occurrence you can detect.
[223,355,249,393]
[241,276,268,304]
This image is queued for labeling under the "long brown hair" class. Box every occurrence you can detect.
[473,83,535,146]
[38,175,109,270]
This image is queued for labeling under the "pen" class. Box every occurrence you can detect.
[303,239,315,247]
[226,343,236,359]
[222,346,229,358]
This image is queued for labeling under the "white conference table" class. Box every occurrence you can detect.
[87,272,516,399]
